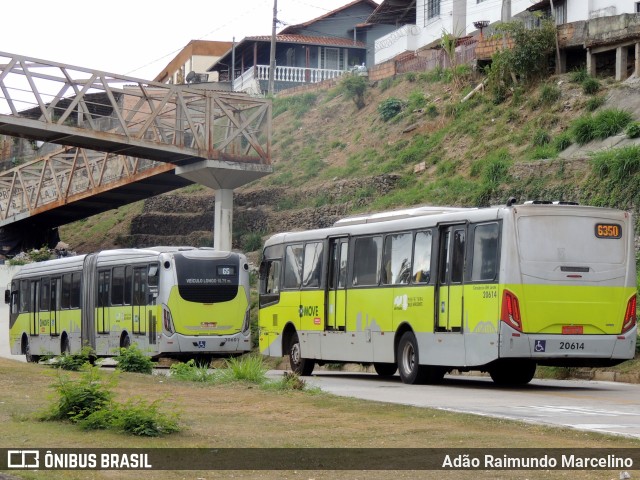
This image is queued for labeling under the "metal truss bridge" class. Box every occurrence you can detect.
[0,51,272,249]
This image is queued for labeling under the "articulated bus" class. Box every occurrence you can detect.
[258,202,637,385]
[7,247,251,362]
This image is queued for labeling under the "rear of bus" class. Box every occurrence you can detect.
[157,249,251,356]
[500,204,637,366]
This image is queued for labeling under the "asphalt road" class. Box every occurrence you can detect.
[276,370,640,439]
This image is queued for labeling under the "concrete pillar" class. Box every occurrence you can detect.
[214,189,233,252]
[586,48,596,77]
[635,42,640,78]
[558,49,567,74]
[615,46,625,81]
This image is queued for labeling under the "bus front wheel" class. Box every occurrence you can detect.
[489,359,536,386]
[373,362,397,377]
[23,336,40,364]
[289,332,314,376]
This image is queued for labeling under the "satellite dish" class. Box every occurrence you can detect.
[186,71,197,84]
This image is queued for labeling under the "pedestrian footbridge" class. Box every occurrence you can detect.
[0,51,272,251]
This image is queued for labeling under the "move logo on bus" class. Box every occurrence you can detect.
[299,305,319,317]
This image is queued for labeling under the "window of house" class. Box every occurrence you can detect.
[323,48,340,70]
[636,2,640,13]
[426,0,440,20]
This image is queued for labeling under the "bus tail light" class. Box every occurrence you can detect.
[501,290,522,332]
[621,296,637,334]
[163,306,175,335]
[242,309,251,333]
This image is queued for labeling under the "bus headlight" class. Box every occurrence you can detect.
[242,309,251,333]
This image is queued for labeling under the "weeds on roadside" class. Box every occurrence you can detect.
[116,344,155,374]
[50,347,96,371]
[41,365,180,436]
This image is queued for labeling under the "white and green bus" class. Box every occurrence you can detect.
[258,202,637,385]
[7,247,251,362]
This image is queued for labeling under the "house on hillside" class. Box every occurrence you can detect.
[154,40,232,88]
[207,0,395,95]
[367,0,640,80]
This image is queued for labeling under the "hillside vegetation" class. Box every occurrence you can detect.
[62,66,640,264]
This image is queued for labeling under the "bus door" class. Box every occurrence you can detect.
[132,266,148,335]
[326,237,348,330]
[29,280,40,336]
[50,277,60,336]
[436,225,466,332]
[97,270,110,334]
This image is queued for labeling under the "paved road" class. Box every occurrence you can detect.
[270,370,640,440]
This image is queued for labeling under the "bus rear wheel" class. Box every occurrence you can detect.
[289,332,314,376]
[397,331,425,384]
[23,336,40,363]
[489,359,536,385]
[373,362,397,377]
[61,335,70,355]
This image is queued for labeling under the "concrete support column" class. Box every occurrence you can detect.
[635,42,640,78]
[615,46,625,81]
[558,49,567,74]
[586,48,596,77]
[214,189,233,252]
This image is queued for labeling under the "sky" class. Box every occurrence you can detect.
[1,0,363,81]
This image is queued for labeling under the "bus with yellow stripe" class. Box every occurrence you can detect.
[7,247,251,362]
[258,202,637,385]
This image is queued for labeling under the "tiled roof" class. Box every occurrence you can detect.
[246,34,367,48]
[280,0,379,34]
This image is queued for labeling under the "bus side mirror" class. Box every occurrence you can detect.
[4,289,10,304]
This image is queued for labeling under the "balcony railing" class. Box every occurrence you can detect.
[233,65,347,93]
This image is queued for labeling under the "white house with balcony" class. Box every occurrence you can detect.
[206,0,394,95]
[368,0,640,68]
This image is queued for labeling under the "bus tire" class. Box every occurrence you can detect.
[489,359,536,386]
[61,335,70,355]
[289,332,314,376]
[23,336,40,364]
[397,331,426,384]
[121,333,131,349]
[373,362,397,377]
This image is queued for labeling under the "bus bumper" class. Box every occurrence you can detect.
[158,331,252,355]
[499,322,638,362]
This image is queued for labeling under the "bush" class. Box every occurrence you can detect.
[582,77,600,95]
[538,83,561,107]
[42,366,115,423]
[569,69,589,83]
[585,96,605,112]
[571,109,633,144]
[532,129,551,147]
[340,74,368,109]
[626,122,640,139]
[379,77,394,92]
[51,347,96,371]
[170,359,215,382]
[591,145,640,182]
[217,355,268,384]
[377,98,405,122]
[116,344,154,374]
[553,132,573,152]
[107,399,180,436]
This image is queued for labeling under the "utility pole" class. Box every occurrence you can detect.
[268,0,277,96]
[548,0,562,74]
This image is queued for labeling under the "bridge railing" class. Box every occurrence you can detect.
[0,51,271,164]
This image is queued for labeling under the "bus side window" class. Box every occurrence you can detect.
[283,244,303,289]
[260,260,281,294]
[70,273,81,309]
[111,266,125,306]
[412,230,432,284]
[19,280,29,313]
[382,233,412,285]
[352,236,382,286]
[470,223,500,282]
[40,277,50,312]
[302,242,323,288]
